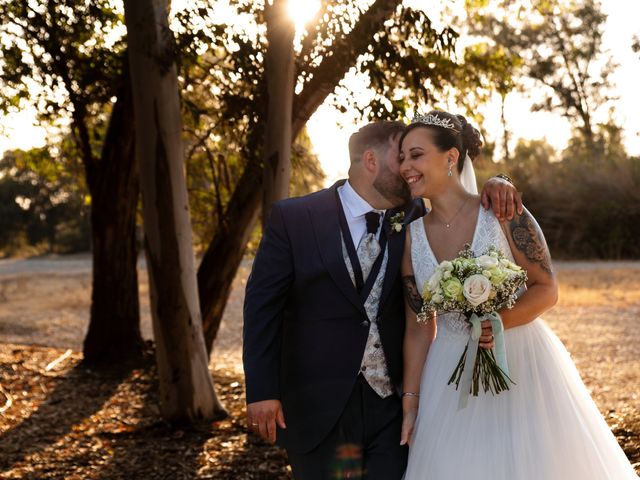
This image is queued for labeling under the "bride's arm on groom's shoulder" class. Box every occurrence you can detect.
[400,229,436,446]
[499,206,559,330]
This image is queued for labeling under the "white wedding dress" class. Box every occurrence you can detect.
[404,206,638,480]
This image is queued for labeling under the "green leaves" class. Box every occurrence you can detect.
[0,144,90,254]
[0,0,125,124]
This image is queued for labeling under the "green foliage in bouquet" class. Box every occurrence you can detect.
[419,244,527,403]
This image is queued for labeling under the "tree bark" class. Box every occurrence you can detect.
[198,0,402,354]
[82,68,145,365]
[261,0,296,224]
[124,0,226,421]
[32,3,144,367]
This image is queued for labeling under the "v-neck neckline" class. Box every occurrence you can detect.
[421,204,484,265]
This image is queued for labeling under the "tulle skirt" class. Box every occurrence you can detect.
[404,318,638,480]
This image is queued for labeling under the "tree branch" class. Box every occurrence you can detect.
[291,0,402,138]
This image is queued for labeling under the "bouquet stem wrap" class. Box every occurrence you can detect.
[457,312,510,410]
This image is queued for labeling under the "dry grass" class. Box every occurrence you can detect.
[0,257,638,477]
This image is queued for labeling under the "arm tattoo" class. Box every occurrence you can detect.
[402,275,423,314]
[509,212,553,275]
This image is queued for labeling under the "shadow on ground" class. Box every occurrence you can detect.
[0,344,290,479]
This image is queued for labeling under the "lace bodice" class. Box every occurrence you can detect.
[409,205,516,339]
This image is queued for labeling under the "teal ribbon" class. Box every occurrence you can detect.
[457,311,509,410]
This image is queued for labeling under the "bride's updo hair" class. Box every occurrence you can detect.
[399,110,483,173]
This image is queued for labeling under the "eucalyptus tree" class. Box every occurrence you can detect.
[123,0,225,421]
[177,0,462,352]
[0,0,143,364]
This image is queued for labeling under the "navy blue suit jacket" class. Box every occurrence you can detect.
[242,180,426,453]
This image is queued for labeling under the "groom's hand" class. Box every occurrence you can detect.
[247,399,286,443]
[481,176,523,221]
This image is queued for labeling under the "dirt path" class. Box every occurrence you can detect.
[0,254,251,374]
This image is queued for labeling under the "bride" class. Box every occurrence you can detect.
[398,110,638,479]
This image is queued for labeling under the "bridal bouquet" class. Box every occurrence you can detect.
[417,245,527,407]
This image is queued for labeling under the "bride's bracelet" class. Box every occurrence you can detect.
[402,392,420,397]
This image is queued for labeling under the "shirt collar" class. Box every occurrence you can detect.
[341,180,385,219]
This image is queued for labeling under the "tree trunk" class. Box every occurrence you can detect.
[124,0,226,421]
[82,68,145,365]
[261,0,296,224]
[198,0,403,355]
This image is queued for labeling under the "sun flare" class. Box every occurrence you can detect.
[287,0,320,30]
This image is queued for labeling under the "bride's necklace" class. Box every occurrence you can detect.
[433,196,470,228]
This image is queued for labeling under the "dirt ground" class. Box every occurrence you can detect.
[0,255,639,478]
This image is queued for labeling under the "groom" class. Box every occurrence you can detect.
[243,121,520,479]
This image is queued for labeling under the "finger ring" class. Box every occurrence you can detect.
[251,422,259,426]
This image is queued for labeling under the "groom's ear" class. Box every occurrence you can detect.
[363,149,377,173]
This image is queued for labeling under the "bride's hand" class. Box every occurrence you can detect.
[400,397,419,446]
[479,319,495,349]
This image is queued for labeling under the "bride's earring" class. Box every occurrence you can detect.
[448,163,452,177]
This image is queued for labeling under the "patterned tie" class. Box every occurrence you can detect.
[357,211,381,282]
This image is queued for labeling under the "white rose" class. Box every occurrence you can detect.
[477,255,499,269]
[427,270,443,291]
[443,270,452,279]
[463,274,493,307]
[433,293,444,304]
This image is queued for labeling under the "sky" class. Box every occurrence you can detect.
[0,0,638,187]
[305,0,640,185]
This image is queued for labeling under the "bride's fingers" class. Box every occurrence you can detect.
[400,414,414,445]
[479,329,495,348]
[400,425,413,445]
[479,337,495,348]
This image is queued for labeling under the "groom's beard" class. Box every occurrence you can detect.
[373,165,412,207]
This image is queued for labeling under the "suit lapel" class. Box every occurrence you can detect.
[379,200,428,308]
[309,181,367,317]
[379,214,405,309]
[379,200,429,308]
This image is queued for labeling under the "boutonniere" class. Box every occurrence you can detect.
[389,212,405,233]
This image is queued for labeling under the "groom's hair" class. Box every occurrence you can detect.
[348,121,406,164]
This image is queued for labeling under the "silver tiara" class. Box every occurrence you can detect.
[411,113,460,132]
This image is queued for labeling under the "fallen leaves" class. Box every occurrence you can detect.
[0,343,291,479]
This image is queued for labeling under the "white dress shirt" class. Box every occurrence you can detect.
[337,181,385,248]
